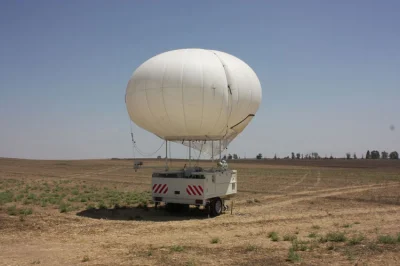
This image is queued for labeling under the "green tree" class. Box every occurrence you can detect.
[371,150,380,159]
[256,153,262,160]
[389,151,399,159]
[346,153,351,160]
[296,153,301,159]
[366,150,371,159]
[381,151,388,159]
[291,152,295,160]
[353,153,357,159]
[233,154,238,160]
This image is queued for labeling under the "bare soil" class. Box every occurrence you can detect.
[1,158,400,266]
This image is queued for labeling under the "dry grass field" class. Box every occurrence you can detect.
[1,158,400,266]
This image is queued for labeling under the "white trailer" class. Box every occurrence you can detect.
[151,166,237,216]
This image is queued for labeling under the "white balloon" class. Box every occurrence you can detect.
[125,49,262,144]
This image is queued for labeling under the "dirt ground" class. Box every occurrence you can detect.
[1,158,400,266]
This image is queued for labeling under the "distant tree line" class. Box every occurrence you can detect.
[253,150,399,160]
[363,150,398,160]
[222,154,239,160]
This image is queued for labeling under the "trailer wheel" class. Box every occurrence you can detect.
[210,197,222,216]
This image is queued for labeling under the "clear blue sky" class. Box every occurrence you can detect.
[1,0,399,160]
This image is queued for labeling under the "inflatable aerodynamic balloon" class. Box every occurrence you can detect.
[125,49,262,157]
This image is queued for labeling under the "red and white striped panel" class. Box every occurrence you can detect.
[152,184,168,194]
[186,185,203,196]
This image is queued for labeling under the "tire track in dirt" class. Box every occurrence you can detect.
[217,205,400,228]
[278,171,309,192]
[249,182,400,212]
[314,171,321,187]
[237,181,400,205]
[239,170,312,196]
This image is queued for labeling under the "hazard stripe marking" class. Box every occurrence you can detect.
[154,184,162,193]
[153,184,161,192]
[159,184,167,194]
[188,185,196,195]
[193,185,201,195]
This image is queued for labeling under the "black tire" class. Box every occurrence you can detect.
[210,198,223,217]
